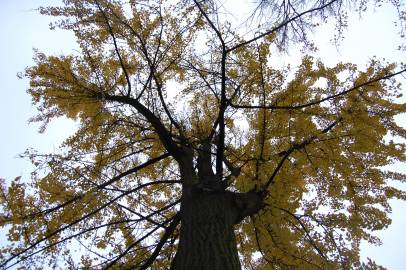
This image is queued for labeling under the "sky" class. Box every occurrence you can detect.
[0,0,405,269]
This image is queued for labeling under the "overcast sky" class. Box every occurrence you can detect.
[0,0,405,269]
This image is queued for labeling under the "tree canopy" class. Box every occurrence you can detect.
[1,0,406,269]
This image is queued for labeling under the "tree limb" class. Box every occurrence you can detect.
[95,0,132,96]
[0,181,180,269]
[262,116,343,193]
[227,0,340,52]
[139,213,181,270]
[103,94,182,159]
[229,68,406,110]
[103,212,180,269]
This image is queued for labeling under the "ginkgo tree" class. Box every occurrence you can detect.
[1,0,406,269]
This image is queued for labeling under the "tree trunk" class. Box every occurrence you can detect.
[171,190,263,270]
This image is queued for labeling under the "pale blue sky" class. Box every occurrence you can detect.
[0,1,404,269]
[1,0,76,181]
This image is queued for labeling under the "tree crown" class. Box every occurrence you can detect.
[1,0,405,269]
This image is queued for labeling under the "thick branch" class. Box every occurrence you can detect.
[103,94,182,159]
[197,141,215,179]
[233,191,264,223]
[193,0,228,179]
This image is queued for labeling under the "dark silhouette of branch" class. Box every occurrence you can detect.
[278,207,328,260]
[3,218,137,270]
[259,210,324,269]
[230,68,406,110]
[0,181,180,269]
[139,213,181,270]
[103,212,180,269]
[96,153,172,190]
[95,0,132,96]
[186,60,219,101]
[105,3,183,133]
[192,0,225,46]
[255,44,268,184]
[103,94,182,159]
[116,203,165,228]
[262,116,343,192]
[193,0,228,179]
[0,153,171,225]
[252,219,274,265]
[227,0,340,52]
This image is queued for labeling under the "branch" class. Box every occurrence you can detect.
[97,153,171,190]
[224,157,241,178]
[193,0,228,178]
[278,207,328,260]
[0,153,171,225]
[216,52,227,179]
[260,207,325,269]
[105,4,183,132]
[3,218,136,270]
[262,116,342,192]
[255,45,268,184]
[95,0,132,96]
[192,0,225,46]
[155,77,183,133]
[103,94,182,159]
[103,213,179,269]
[139,213,181,270]
[227,0,340,52]
[229,68,406,110]
[252,221,274,265]
[0,181,180,269]
[116,203,164,228]
[187,60,219,101]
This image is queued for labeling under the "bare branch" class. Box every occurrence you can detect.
[227,0,340,52]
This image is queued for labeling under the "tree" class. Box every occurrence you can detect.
[1,0,405,269]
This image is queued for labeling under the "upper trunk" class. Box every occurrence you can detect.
[171,189,263,270]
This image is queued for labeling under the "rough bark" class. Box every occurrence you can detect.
[171,189,263,270]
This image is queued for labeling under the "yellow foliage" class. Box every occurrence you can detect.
[1,0,405,269]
